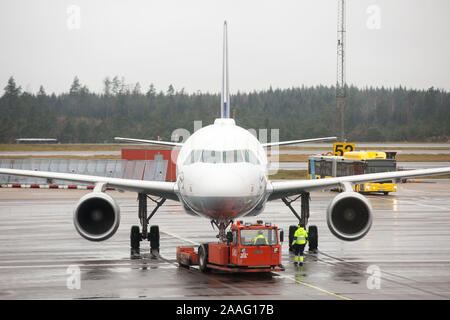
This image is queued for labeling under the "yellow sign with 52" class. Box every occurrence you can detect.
[333,143,355,156]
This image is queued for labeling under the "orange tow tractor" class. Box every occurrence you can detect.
[177,220,285,273]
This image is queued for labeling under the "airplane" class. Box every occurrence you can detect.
[0,21,449,255]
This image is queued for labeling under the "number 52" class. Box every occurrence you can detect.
[333,143,355,156]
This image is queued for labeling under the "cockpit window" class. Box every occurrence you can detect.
[223,150,243,163]
[201,150,221,163]
[183,149,260,165]
[243,149,260,165]
[183,149,202,165]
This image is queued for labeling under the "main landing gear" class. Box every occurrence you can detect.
[130,193,166,258]
[281,192,318,253]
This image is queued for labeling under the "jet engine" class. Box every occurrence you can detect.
[73,192,120,241]
[326,192,372,241]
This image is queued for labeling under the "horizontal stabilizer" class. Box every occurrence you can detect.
[262,136,337,148]
[114,137,183,147]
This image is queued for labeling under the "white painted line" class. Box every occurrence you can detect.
[273,272,352,300]
[0,262,176,269]
[160,229,200,246]
[399,199,450,211]
[323,260,450,264]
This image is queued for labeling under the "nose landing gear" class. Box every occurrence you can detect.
[210,219,233,243]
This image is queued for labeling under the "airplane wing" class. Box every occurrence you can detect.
[0,168,179,201]
[262,136,337,148]
[114,137,183,147]
[267,167,450,201]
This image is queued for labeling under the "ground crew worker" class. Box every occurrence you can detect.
[292,224,308,266]
[253,230,269,245]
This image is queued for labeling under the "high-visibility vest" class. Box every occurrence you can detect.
[292,228,308,245]
[253,234,268,245]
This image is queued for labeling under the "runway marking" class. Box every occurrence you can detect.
[400,199,449,211]
[0,259,128,264]
[273,272,352,300]
[318,260,450,264]
[160,230,200,246]
[317,251,450,300]
[402,188,450,196]
[0,254,173,264]
[0,262,175,270]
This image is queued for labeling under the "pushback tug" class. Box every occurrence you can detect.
[177,220,285,273]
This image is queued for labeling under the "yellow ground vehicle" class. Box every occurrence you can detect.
[307,151,397,195]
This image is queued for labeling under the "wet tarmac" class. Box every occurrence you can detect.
[0,182,449,300]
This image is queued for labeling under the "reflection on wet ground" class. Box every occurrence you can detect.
[0,182,449,299]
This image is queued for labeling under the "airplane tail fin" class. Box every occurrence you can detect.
[221,21,230,118]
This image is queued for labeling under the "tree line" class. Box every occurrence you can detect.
[0,76,448,143]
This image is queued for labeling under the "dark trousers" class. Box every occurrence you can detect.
[293,244,306,263]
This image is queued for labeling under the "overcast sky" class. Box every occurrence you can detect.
[1,0,449,94]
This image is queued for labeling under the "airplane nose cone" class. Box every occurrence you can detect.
[180,165,265,219]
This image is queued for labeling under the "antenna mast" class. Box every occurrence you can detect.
[221,21,230,118]
[336,0,346,141]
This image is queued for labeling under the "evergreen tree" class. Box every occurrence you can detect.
[167,84,175,96]
[0,76,448,143]
[3,76,21,97]
[69,76,81,95]
[112,76,121,95]
[37,85,46,97]
[103,77,112,96]
[146,84,156,98]
[132,82,141,95]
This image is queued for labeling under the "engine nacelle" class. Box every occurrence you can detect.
[326,192,372,241]
[73,192,120,241]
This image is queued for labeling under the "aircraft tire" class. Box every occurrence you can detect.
[288,225,297,252]
[308,225,318,252]
[149,225,160,253]
[198,244,209,273]
[130,225,141,251]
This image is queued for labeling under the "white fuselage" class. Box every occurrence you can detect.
[175,118,268,221]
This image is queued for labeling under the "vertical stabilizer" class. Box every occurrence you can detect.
[221,21,230,118]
